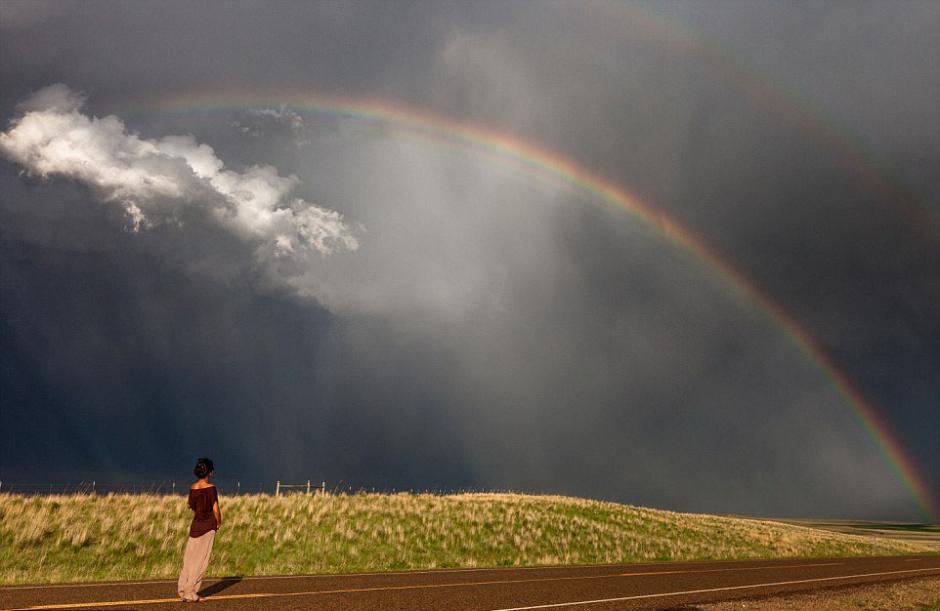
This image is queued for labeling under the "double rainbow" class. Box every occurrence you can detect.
[132,89,936,521]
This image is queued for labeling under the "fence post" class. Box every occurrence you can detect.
[237,481,241,496]
[306,480,311,495]
[172,481,176,495]
[320,481,326,496]
[275,480,281,497]
[92,480,96,494]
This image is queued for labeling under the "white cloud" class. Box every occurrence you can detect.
[231,107,309,143]
[0,84,359,256]
[250,107,306,131]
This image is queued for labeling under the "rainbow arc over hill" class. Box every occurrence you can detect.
[136,90,937,521]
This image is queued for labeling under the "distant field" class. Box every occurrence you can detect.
[1,492,935,585]
[773,518,940,550]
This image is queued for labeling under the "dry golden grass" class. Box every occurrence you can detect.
[775,518,940,551]
[696,576,940,610]
[1,492,933,585]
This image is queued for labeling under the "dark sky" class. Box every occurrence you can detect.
[1,0,937,521]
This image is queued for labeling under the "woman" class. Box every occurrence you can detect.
[177,457,222,602]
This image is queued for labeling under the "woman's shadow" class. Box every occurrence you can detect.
[198,576,243,597]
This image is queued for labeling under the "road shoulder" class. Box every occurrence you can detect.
[690,576,940,610]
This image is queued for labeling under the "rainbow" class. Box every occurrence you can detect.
[127,89,937,521]
[608,2,939,231]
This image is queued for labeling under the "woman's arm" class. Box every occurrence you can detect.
[213,499,222,528]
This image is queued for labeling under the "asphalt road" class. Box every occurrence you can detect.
[3,556,938,611]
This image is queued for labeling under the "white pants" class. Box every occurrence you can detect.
[177,530,215,601]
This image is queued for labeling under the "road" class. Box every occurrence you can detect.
[2,556,938,610]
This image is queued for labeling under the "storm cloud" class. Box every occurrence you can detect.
[1,0,937,521]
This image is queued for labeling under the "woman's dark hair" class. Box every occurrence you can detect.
[193,457,214,479]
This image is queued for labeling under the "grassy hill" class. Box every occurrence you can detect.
[1,492,934,585]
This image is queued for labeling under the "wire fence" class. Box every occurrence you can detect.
[0,480,495,497]
[0,479,279,496]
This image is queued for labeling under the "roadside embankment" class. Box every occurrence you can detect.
[2,492,933,585]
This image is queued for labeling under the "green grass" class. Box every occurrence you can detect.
[0,492,934,585]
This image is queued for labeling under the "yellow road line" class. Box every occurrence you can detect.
[7,593,272,609]
[677,562,843,574]
[1,558,868,591]
[0,561,853,611]
[0,559,724,591]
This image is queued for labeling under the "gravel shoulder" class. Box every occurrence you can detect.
[690,576,940,610]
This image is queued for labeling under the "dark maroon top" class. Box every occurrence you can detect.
[188,486,219,538]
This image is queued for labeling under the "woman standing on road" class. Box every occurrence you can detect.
[178,457,222,602]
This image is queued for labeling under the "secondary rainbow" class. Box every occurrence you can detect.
[133,90,937,521]
[612,2,938,229]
